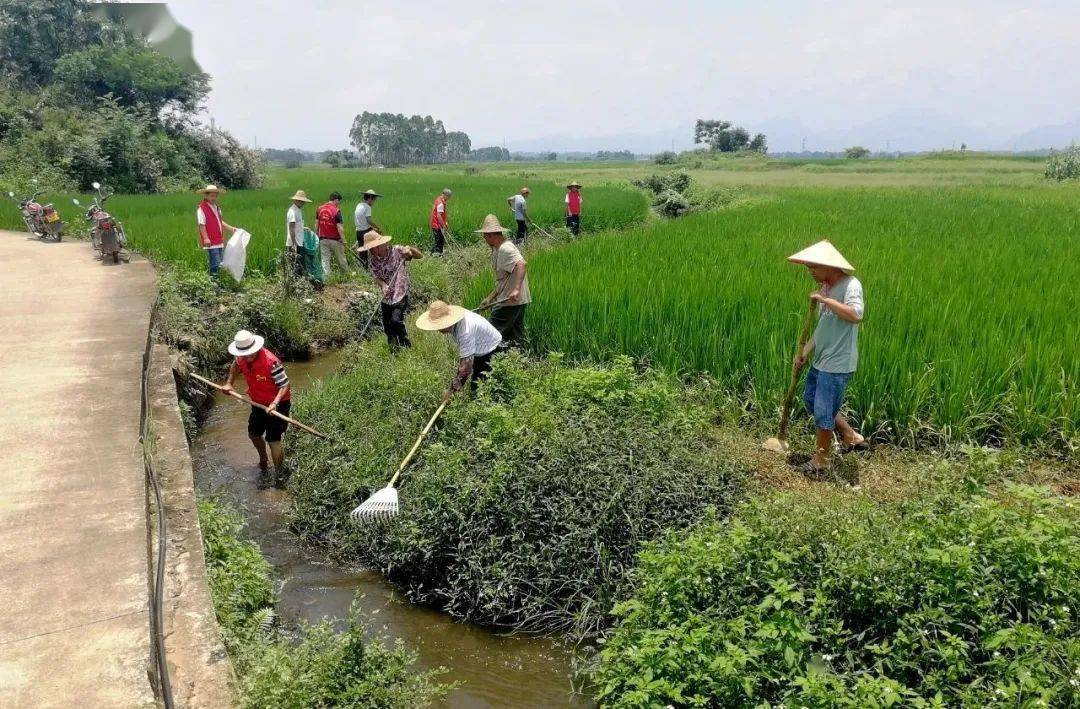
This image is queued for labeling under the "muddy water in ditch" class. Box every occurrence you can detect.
[191,353,591,708]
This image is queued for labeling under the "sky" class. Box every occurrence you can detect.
[163,0,1080,153]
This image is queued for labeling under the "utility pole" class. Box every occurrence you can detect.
[801,137,806,152]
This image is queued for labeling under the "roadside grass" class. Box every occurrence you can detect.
[199,498,450,708]
[287,340,749,636]
[495,186,1079,448]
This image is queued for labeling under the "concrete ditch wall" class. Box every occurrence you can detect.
[147,343,237,707]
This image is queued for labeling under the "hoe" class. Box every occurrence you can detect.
[762,302,816,453]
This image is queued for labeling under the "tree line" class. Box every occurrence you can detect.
[348,112,472,166]
[0,0,262,193]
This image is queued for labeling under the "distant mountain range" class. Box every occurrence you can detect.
[501,111,1080,155]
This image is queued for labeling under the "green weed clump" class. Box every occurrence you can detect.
[595,484,1080,708]
[520,187,1080,448]
[198,498,449,709]
[288,342,748,635]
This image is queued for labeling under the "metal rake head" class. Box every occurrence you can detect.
[350,485,399,523]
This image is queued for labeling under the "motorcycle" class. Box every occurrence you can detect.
[6,180,65,240]
[74,181,127,263]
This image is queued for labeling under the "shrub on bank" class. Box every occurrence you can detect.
[595,485,1080,707]
[199,499,448,709]
[289,343,749,634]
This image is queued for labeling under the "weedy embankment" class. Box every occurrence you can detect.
[287,341,750,636]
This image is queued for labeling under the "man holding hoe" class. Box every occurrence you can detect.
[220,330,291,476]
[416,300,502,401]
[353,188,383,268]
[195,184,238,277]
[429,188,452,254]
[788,240,869,474]
[476,214,531,349]
[507,186,530,244]
[357,230,423,348]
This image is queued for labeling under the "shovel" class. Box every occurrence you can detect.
[350,400,448,522]
[761,302,816,453]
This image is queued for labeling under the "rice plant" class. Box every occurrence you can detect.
[506,186,1079,446]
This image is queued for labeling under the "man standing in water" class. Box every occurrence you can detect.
[357,230,423,348]
[788,240,869,474]
[220,330,291,477]
[415,300,502,400]
[429,187,452,254]
[195,184,237,277]
[353,188,382,268]
[507,186,530,244]
[476,214,531,348]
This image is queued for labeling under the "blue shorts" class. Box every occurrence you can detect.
[803,367,852,431]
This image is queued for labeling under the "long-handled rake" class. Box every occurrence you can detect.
[350,400,448,522]
[762,302,817,453]
[529,220,556,240]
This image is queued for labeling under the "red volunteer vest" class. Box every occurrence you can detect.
[316,202,341,239]
[567,190,581,216]
[237,349,290,406]
[429,196,447,228]
[199,200,224,247]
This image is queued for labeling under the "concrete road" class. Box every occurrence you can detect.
[0,232,158,707]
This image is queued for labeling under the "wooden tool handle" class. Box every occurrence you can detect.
[776,302,817,439]
[386,401,448,488]
[189,372,330,440]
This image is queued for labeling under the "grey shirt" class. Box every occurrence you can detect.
[812,276,864,373]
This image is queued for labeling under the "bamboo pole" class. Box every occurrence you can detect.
[188,372,331,440]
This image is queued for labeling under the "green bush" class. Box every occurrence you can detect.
[198,498,448,708]
[288,344,748,635]
[1045,145,1080,181]
[595,484,1080,707]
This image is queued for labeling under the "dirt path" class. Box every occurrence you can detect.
[0,231,158,707]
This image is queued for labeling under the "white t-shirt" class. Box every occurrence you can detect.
[510,194,527,220]
[286,204,304,247]
[354,201,372,231]
[451,311,502,359]
[196,203,224,250]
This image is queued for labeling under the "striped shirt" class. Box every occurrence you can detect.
[270,362,289,388]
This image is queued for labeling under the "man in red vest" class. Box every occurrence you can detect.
[221,329,292,476]
[565,181,583,235]
[196,184,237,276]
[316,191,350,277]
[429,187,452,254]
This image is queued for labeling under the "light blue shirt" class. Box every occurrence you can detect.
[812,276,864,373]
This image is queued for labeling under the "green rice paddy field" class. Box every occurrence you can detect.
[0,168,647,272]
[500,185,1079,446]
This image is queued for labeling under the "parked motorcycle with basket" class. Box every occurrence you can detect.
[74,181,128,263]
[6,181,66,241]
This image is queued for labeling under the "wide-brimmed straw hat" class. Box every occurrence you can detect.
[361,189,382,198]
[787,240,855,274]
[289,190,312,203]
[415,300,467,331]
[228,329,265,357]
[566,180,582,189]
[474,213,510,234]
[197,184,225,195]
[355,230,392,252]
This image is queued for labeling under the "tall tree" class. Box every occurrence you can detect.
[694,118,763,153]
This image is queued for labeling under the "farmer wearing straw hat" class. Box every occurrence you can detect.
[429,188,452,255]
[357,230,423,348]
[788,240,868,474]
[416,300,502,401]
[196,185,237,277]
[220,330,292,475]
[316,191,351,276]
[286,190,312,277]
[565,181,583,235]
[507,186,530,244]
[476,214,531,348]
[353,188,383,268]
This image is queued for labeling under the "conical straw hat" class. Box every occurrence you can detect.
[415,300,467,331]
[566,180,582,189]
[474,213,510,234]
[355,230,392,252]
[787,240,854,274]
[361,188,382,198]
[289,190,312,203]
